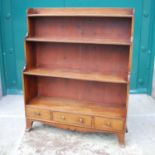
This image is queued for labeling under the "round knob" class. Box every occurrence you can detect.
[79,118,84,123]
[61,115,65,120]
[34,112,41,116]
[105,122,111,127]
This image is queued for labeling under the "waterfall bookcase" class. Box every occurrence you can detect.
[23,8,134,146]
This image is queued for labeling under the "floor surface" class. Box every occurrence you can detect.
[0,95,155,155]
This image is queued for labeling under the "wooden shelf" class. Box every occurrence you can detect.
[27,8,134,18]
[23,68,128,84]
[27,96,126,118]
[26,37,131,46]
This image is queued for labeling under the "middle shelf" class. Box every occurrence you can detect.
[23,68,128,83]
[26,37,131,45]
[24,42,130,84]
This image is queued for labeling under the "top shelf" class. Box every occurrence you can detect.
[27,8,134,18]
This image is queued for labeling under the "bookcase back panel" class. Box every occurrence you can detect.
[29,17,131,43]
[33,43,129,78]
[37,77,127,106]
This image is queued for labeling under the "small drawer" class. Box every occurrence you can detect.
[53,112,92,128]
[26,107,51,120]
[94,117,123,131]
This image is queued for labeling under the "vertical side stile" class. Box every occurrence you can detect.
[125,13,135,130]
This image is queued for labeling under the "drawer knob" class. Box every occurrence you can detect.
[79,118,84,123]
[104,121,111,127]
[34,112,41,116]
[61,115,65,120]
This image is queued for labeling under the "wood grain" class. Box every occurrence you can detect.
[53,112,92,128]
[26,17,131,45]
[25,42,129,81]
[37,77,127,106]
[94,117,123,131]
[27,8,134,17]
[24,68,128,83]
[26,107,51,120]
[27,96,126,118]
[26,37,131,45]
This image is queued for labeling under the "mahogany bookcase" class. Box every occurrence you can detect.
[23,8,134,146]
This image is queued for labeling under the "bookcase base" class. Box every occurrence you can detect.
[25,118,125,146]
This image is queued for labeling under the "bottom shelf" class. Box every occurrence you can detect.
[26,96,126,118]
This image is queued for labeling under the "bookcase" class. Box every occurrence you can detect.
[23,8,134,146]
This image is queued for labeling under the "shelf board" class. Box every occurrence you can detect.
[27,8,134,18]
[23,68,128,84]
[27,96,126,118]
[26,37,131,46]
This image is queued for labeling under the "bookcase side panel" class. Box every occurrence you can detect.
[23,75,38,104]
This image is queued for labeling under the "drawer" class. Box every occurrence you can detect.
[94,117,123,131]
[53,112,92,128]
[26,107,51,120]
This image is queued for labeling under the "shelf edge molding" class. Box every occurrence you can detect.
[23,68,128,84]
[25,37,131,46]
[27,8,134,18]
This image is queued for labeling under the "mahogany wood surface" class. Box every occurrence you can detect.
[27,8,133,17]
[24,68,128,84]
[53,111,92,128]
[37,77,127,106]
[24,42,129,82]
[27,96,126,118]
[23,8,134,146]
[27,17,131,45]
[26,37,131,45]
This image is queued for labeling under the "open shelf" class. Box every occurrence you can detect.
[24,68,128,84]
[27,15,132,45]
[23,75,127,107]
[27,96,126,118]
[26,37,131,45]
[25,42,129,82]
[27,8,133,18]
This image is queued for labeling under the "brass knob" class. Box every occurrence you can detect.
[34,112,41,116]
[61,115,65,120]
[105,121,111,127]
[79,118,84,123]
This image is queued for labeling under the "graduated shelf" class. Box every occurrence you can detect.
[27,8,133,18]
[27,96,126,118]
[23,68,128,84]
[26,37,131,46]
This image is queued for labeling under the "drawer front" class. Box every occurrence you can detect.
[94,117,123,131]
[53,112,92,128]
[26,107,51,120]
